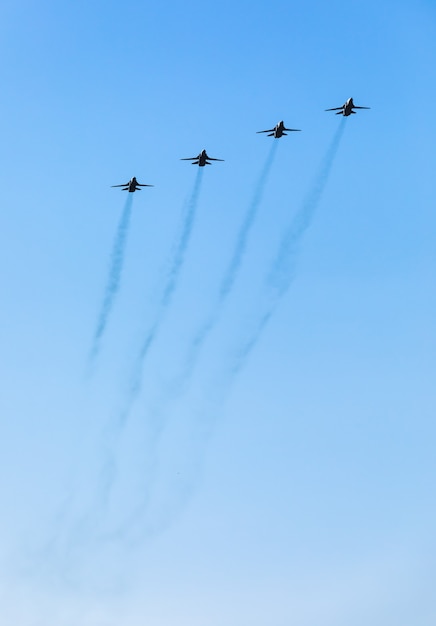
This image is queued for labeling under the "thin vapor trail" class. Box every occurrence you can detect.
[219,140,279,301]
[172,141,279,393]
[89,194,134,364]
[122,167,204,423]
[233,119,346,373]
[69,172,204,546]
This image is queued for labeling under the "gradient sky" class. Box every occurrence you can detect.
[1,1,435,624]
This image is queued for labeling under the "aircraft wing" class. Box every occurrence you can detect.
[207,157,224,161]
[180,157,199,161]
[256,129,274,134]
[283,127,301,132]
[353,106,370,109]
[111,183,129,187]
[325,107,344,111]
[137,183,154,187]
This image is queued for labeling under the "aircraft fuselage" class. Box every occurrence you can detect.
[127,177,138,191]
[198,151,208,166]
[112,176,153,191]
[342,98,355,116]
[273,121,286,137]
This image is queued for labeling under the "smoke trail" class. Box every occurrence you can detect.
[90,144,280,543]
[89,194,134,364]
[170,141,279,395]
[121,167,203,424]
[76,171,202,548]
[93,125,344,545]
[220,140,279,301]
[232,119,346,373]
[72,170,204,540]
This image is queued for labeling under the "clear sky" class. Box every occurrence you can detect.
[0,1,435,624]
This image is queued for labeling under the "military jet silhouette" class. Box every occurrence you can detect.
[256,120,301,138]
[181,149,224,167]
[111,177,153,192]
[325,97,370,116]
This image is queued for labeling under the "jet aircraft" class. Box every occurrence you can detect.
[181,149,224,166]
[325,97,370,116]
[111,177,153,192]
[256,120,301,138]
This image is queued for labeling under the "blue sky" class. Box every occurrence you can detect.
[0,0,435,624]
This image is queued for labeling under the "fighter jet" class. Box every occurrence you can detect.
[325,97,370,116]
[111,177,153,192]
[181,149,224,166]
[256,120,301,138]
